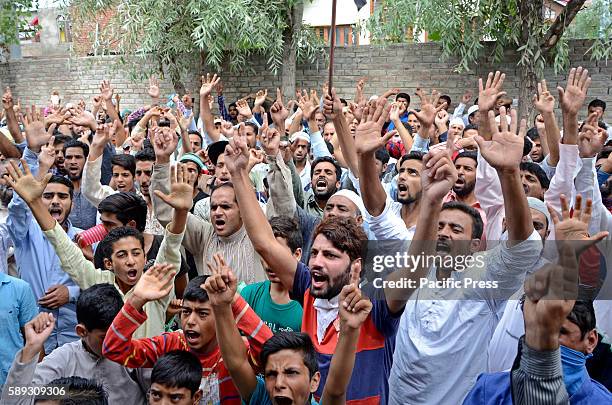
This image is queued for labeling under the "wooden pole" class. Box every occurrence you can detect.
[328,0,337,96]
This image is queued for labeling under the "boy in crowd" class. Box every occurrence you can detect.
[6,160,191,338]
[205,251,371,405]
[102,253,273,404]
[1,283,150,404]
[148,351,203,405]
[240,216,304,333]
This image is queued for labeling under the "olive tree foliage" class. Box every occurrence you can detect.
[367,0,611,120]
[69,0,324,95]
[0,0,37,60]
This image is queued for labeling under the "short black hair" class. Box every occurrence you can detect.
[98,192,148,232]
[36,376,108,404]
[244,122,258,133]
[151,351,203,395]
[441,201,483,239]
[464,124,478,132]
[375,148,390,165]
[188,130,204,145]
[270,216,303,253]
[311,156,342,182]
[63,139,90,158]
[76,284,123,332]
[588,99,606,111]
[210,181,236,202]
[183,275,210,303]
[325,140,335,155]
[520,162,550,190]
[111,154,136,176]
[526,127,540,141]
[48,175,74,199]
[398,151,425,169]
[261,332,318,378]
[454,150,478,165]
[567,300,597,339]
[53,134,72,146]
[100,226,145,263]
[439,95,451,107]
[396,92,411,105]
[135,147,156,162]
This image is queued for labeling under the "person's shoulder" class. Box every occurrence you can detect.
[589,378,612,399]
[247,375,273,405]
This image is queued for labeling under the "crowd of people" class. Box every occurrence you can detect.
[0,64,610,405]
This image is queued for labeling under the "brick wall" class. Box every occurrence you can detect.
[1,40,610,123]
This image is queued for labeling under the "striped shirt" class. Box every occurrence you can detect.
[151,162,266,283]
[102,296,272,405]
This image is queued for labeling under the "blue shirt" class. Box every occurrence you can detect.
[248,376,319,405]
[7,147,81,354]
[0,272,38,386]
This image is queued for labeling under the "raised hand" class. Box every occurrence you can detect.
[270,88,289,126]
[23,105,51,152]
[557,67,591,116]
[339,267,371,330]
[5,159,52,204]
[578,112,607,158]
[132,263,177,306]
[220,120,235,138]
[461,90,473,105]
[478,71,507,112]
[92,95,102,110]
[297,89,319,120]
[176,108,193,133]
[67,108,96,130]
[23,313,55,351]
[355,77,367,105]
[411,89,444,129]
[475,107,525,171]
[260,120,281,157]
[152,126,179,162]
[148,76,161,99]
[434,109,449,129]
[532,80,555,114]
[421,148,458,201]
[153,163,195,212]
[224,125,250,175]
[163,109,179,131]
[236,99,253,119]
[547,194,608,253]
[39,136,56,173]
[215,81,224,96]
[322,87,343,120]
[254,89,268,108]
[200,73,221,98]
[100,80,114,101]
[2,86,13,110]
[523,244,578,350]
[354,98,394,155]
[91,122,113,153]
[203,253,238,306]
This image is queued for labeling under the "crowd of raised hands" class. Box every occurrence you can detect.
[0,64,610,405]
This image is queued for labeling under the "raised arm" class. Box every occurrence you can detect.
[82,122,117,207]
[409,88,445,152]
[557,67,591,146]
[204,254,258,402]
[199,73,222,143]
[269,88,289,135]
[476,107,532,243]
[533,80,561,167]
[100,80,127,146]
[324,88,358,173]
[225,128,297,291]
[354,98,395,216]
[391,103,413,151]
[477,71,507,142]
[1,87,24,157]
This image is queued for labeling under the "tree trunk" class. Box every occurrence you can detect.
[517,0,543,122]
[281,3,304,100]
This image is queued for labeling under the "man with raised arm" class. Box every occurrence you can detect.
[387,106,543,404]
[224,109,401,404]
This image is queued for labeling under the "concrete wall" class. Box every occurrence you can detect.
[0,41,610,123]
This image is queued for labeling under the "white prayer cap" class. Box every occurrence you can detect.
[330,189,366,216]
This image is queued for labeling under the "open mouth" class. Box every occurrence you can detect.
[522,184,529,194]
[398,183,408,193]
[273,396,294,405]
[311,270,329,289]
[214,218,226,228]
[315,178,328,191]
[455,178,465,187]
[127,269,138,280]
[184,330,201,345]
[49,207,63,220]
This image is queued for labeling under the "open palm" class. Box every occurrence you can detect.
[154,164,194,211]
[200,73,220,98]
[355,99,392,154]
[6,159,51,204]
[477,107,525,171]
[557,67,590,115]
[133,263,176,302]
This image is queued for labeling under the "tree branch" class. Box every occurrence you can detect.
[540,0,587,54]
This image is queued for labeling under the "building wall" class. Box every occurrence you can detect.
[0,41,610,123]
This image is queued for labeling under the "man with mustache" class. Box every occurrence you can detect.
[226,117,401,405]
[63,139,98,230]
[443,151,486,229]
[7,107,82,354]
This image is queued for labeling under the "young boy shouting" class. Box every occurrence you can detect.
[6,160,192,338]
[102,254,273,404]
